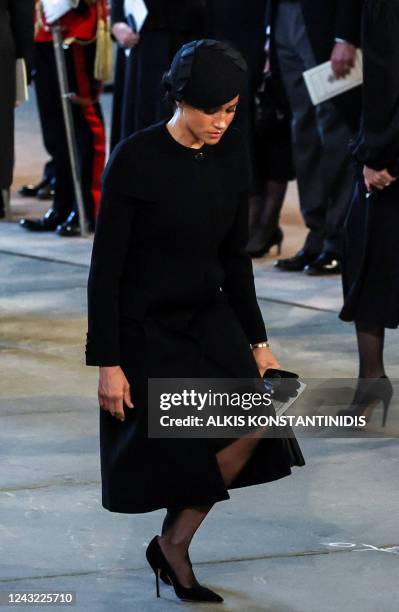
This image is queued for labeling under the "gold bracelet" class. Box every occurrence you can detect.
[250,341,270,350]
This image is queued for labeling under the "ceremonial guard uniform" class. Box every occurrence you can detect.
[20,0,107,236]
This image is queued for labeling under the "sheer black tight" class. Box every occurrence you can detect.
[247,180,288,252]
[158,433,263,588]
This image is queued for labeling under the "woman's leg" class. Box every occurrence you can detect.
[356,320,386,379]
[159,433,264,587]
[247,180,288,253]
[352,320,386,402]
[158,503,214,587]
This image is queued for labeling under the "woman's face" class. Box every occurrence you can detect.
[178,96,240,145]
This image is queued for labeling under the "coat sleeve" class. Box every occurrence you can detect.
[351,0,399,173]
[218,132,268,345]
[111,0,125,25]
[334,0,363,46]
[85,141,137,366]
[219,192,268,345]
[9,0,35,74]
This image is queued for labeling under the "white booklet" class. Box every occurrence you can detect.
[123,0,148,57]
[123,0,148,31]
[16,58,29,103]
[303,49,363,106]
[41,0,79,25]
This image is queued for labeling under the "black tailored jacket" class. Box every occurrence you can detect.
[267,0,364,129]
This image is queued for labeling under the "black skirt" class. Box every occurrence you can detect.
[100,292,305,513]
[340,172,399,328]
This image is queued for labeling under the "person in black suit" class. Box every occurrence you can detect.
[0,0,34,218]
[86,40,305,603]
[268,0,363,274]
[338,0,399,425]
[110,0,206,148]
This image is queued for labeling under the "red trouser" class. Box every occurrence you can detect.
[34,41,105,222]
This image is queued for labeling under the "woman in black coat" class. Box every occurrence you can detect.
[110,0,206,149]
[0,0,34,217]
[339,0,399,424]
[87,40,305,603]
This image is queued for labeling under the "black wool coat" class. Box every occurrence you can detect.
[86,120,305,513]
[340,0,399,328]
[0,0,34,188]
[267,0,364,131]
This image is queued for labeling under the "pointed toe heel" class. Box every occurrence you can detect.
[145,535,223,603]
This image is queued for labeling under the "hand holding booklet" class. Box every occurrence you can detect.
[303,49,363,106]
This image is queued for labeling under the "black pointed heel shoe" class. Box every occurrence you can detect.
[145,535,224,603]
[248,226,284,258]
[337,376,393,427]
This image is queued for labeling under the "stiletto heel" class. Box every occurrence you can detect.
[155,568,160,598]
[146,535,223,603]
[382,397,391,427]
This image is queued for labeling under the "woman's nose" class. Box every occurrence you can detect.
[213,118,227,129]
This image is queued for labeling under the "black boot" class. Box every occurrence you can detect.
[19,207,66,232]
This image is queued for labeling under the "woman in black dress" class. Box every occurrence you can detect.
[339,0,399,423]
[87,39,305,603]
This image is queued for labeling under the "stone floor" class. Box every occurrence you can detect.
[0,89,398,612]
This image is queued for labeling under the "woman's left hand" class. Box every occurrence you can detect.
[252,346,281,377]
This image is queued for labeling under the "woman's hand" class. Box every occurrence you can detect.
[363,166,397,191]
[111,22,140,49]
[98,366,134,422]
[252,346,281,377]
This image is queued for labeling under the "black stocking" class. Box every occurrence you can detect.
[356,320,386,379]
[351,321,386,402]
[247,180,288,252]
[159,433,264,588]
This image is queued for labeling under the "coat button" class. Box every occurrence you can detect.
[195,151,205,162]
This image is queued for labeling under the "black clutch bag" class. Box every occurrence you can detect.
[263,368,302,403]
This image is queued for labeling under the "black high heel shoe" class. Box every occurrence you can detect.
[247,226,284,258]
[146,535,224,603]
[337,376,393,427]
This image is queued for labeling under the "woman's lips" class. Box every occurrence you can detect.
[208,132,223,138]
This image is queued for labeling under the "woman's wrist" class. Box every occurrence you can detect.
[250,341,270,350]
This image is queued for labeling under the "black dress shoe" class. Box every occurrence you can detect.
[304,251,341,275]
[37,178,56,200]
[19,179,49,198]
[19,207,65,232]
[56,210,94,237]
[274,249,319,272]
